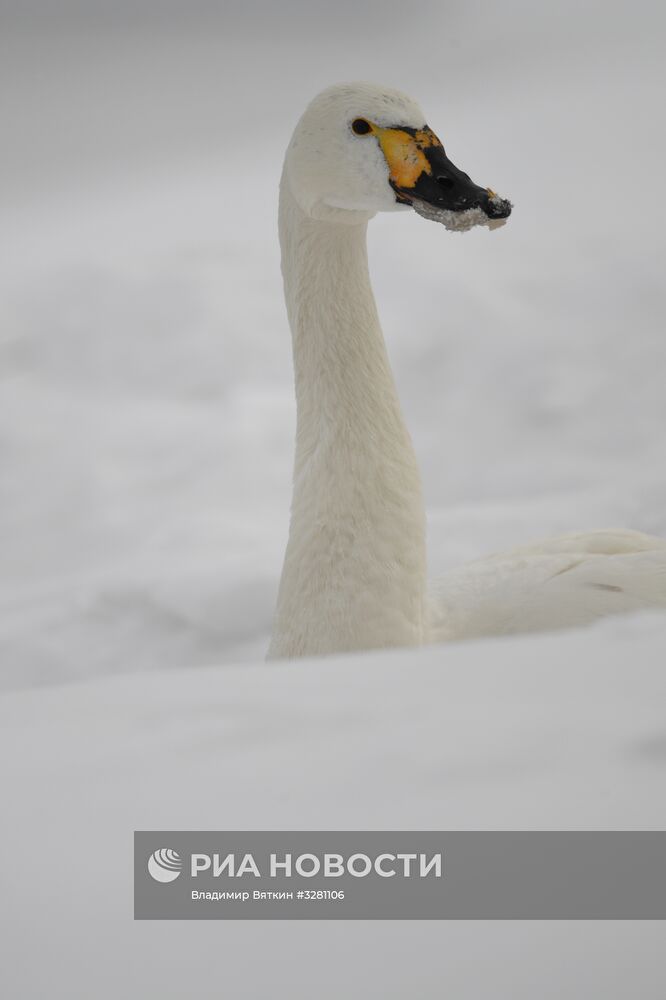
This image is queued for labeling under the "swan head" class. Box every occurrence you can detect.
[283,82,512,230]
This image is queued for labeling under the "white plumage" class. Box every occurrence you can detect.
[268,83,666,659]
[430,530,666,641]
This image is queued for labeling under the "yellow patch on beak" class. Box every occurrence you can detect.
[369,124,444,190]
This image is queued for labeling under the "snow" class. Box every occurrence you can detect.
[2,617,666,997]
[2,2,666,996]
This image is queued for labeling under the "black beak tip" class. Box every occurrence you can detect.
[484,193,513,220]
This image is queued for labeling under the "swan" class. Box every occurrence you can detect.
[268,82,666,659]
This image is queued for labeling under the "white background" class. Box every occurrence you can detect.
[1,1,665,996]
[3,0,665,685]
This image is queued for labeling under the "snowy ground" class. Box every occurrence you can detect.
[2,617,666,998]
[1,2,666,997]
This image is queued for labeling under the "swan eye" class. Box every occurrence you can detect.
[351,118,372,136]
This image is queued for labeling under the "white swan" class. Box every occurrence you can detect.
[268,82,666,658]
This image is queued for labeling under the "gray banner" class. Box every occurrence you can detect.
[134,831,666,920]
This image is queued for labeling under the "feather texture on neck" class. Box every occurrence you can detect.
[268,174,427,658]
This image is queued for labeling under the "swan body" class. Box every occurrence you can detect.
[430,529,666,641]
[268,83,666,659]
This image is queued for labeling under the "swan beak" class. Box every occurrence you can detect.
[375,124,512,224]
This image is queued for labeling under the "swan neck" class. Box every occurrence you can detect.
[269,174,427,658]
